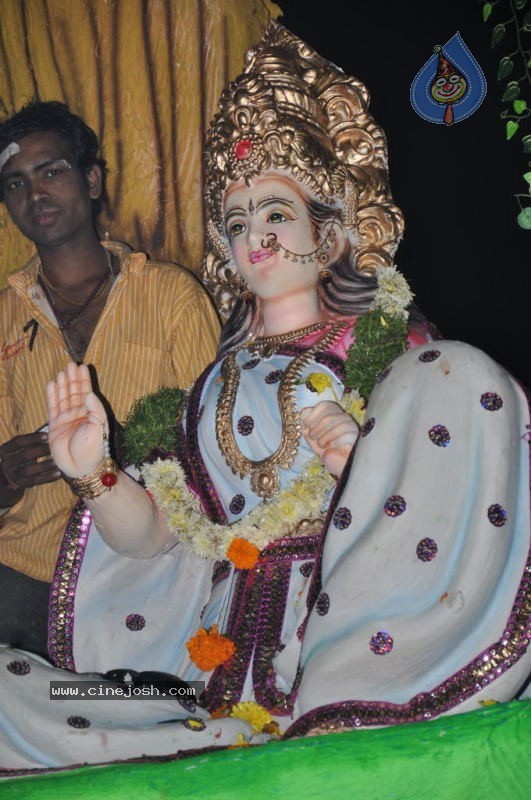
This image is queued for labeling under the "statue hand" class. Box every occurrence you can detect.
[46,362,108,478]
[300,400,359,477]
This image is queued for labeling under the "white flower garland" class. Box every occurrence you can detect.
[370,265,414,320]
[141,456,335,560]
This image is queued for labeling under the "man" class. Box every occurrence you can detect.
[0,101,220,656]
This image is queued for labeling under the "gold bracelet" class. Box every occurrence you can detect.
[64,456,118,499]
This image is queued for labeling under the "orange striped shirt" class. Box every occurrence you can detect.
[0,241,220,581]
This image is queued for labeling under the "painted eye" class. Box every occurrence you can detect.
[227,221,245,239]
[435,77,446,87]
[268,211,288,224]
[449,74,460,83]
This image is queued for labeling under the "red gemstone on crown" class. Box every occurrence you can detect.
[234,139,253,160]
[101,472,117,487]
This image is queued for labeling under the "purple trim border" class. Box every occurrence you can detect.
[48,502,91,671]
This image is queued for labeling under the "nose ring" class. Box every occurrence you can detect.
[261,233,278,250]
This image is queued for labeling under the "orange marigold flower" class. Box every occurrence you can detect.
[226,538,260,570]
[186,624,236,671]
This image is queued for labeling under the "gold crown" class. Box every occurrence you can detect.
[203,22,404,317]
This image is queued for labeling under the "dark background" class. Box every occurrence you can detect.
[277,0,530,386]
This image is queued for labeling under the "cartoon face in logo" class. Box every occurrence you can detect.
[430,71,467,104]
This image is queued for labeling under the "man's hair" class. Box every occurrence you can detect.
[0,100,107,206]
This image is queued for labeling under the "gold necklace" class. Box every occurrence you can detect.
[246,321,328,359]
[38,249,113,307]
[215,321,348,499]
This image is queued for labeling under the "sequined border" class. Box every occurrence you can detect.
[204,535,320,715]
[48,501,90,670]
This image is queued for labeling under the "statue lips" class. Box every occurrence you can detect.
[249,248,274,265]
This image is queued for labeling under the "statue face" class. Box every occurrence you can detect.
[430,71,467,104]
[223,173,321,303]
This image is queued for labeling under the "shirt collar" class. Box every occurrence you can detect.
[7,239,148,296]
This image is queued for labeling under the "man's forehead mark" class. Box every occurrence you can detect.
[0,143,20,174]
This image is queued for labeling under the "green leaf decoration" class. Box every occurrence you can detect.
[344,312,408,401]
[490,22,505,47]
[514,0,528,9]
[523,171,531,190]
[491,23,506,46]
[497,57,514,80]
[506,120,519,139]
[502,81,520,101]
[482,2,493,21]
[122,386,186,468]
[523,135,531,153]
[524,10,531,30]
[513,99,527,113]
[516,207,531,229]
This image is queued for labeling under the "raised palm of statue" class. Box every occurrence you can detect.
[46,362,108,479]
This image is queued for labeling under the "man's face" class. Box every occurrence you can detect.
[0,130,101,248]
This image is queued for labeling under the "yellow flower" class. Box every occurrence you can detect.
[227,733,251,749]
[304,372,332,394]
[341,391,366,426]
[230,701,273,733]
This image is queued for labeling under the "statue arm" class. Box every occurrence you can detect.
[47,363,175,558]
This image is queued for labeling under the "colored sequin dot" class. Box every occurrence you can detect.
[480,392,503,412]
[237,416,254,436]
[384,495,406,517]
[418,350,441,363]
[416,538,438,562]
[488,504,507,527]
[316,593,330,616]
[229,494,246,515]
[370,631,394,655]
[6,660,31,676]
[265,369,284,384]
[125,613,146,631]
[242,358,260,370]
[428,425,451,447]
[299,562,314,577]
[375,366,392,383]
[361,417,375,437]
[333,507,352,530]
[67,715,91,729]
[183,717,206,731]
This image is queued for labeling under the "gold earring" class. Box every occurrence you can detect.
[237,278,254,302]
[319,268,332,282]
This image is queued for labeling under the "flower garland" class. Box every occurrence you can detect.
[141,455,335,562]
[139,265,412,568]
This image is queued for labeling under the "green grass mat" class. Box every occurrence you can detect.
[2,700,530,799]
